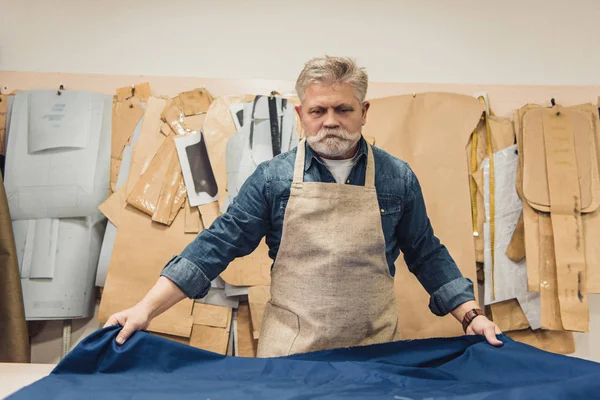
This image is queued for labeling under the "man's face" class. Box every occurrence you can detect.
[295,83,370,159]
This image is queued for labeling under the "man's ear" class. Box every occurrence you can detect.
[361,101,370,126]
[295,105,303,123]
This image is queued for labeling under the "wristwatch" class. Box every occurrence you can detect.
[462,308,484,333]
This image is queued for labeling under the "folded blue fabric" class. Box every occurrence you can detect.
[10,326,600,399]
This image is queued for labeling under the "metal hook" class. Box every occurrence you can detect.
[129,85,135,108]
[550,98,561,115]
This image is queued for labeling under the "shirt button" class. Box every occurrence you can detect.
[346,180,350,184]
[380,209,385,213]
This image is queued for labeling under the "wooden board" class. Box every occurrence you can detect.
[247,286,270,340]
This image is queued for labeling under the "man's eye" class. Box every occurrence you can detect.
[311,110,323,116]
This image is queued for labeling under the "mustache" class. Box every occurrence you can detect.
[307,127,358,142]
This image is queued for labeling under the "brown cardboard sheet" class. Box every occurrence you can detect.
[522,106,599,213]
[584,98,600,293]
[184,199,203,234]
[161,94,208,137]
[98,186,127,227]
[147,109,206,225]
[110,159,122,195]
[523,204,541,291]
[124,108,200,225]
[110,96,144,193]
[192,303,231,329]
[488,289,575,354]
[517,105,591,330]
[161,100,187,136]
[126,136,176,216]
[514,106,541,292]
[191,324,230,354]
[362,93,482,339]
[220,239,272,286]
[237,303,258,357]
[203,95,255,207]
[189,324,230,355]
[0,173,30,362]
[506,329,575,355]
[515,103,600,297]
[125,97,168,197]
[584,209,600,293]
[98,97,196,338]
[98,207,195,337]
[538,214,564,331]
[178,88,212,116]
[466,115,516,263]
[116,82,151,102]
[505,212,525,263]
[188,302,232,355]
[471,167,485,278]
[199,201,221,229]
[151,143,187,226]
[542,108,588,332]
[489,299,529,332]
[110,85,148,193]
[247,285,270,339]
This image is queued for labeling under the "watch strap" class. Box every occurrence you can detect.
[462,308,484,332]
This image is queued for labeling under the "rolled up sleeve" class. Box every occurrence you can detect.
[396,167,476,316]
[160,255,212,299]
[428,277,475,316]
[160,163,271,299]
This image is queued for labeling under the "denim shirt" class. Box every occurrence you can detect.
[161,137,475,316]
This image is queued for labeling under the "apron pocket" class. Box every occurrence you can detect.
[258,301,299,357]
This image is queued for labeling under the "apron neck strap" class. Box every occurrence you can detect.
[293,138,376,188]
[364,144,375,188]
[293,139,307,183]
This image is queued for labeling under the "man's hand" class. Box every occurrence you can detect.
[103,302,152,345]
[102,276,187,345]
[451,300,503,347]
[466,315,503,347]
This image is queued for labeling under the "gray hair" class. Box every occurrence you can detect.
[295,56,368,103]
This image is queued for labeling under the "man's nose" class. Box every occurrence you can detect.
[323,109,340,128]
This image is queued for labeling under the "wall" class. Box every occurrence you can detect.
[2,0,600,85]
[1,0,600,364]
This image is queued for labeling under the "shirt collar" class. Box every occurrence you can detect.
[304,135,368,172]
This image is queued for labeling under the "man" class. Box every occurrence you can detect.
[105,56,502,356]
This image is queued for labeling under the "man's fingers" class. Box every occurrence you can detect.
[103,315,120,329]
[484,325,503,347]
[116,320,137,345]
[495,325,502,335]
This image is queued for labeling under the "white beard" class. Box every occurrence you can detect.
[306,127,361,158]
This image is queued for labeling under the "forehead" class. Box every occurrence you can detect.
[302,83,359,108]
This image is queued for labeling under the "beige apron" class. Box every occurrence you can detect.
[257,139,398,358]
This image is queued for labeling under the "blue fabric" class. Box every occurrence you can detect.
[162,137,474,316]
[10,326,600,399]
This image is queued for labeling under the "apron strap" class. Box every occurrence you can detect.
[293,138,376,188]
[365,144,375,188]
[293,138,307,183]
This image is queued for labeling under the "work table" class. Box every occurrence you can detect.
[0,363,55,399]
